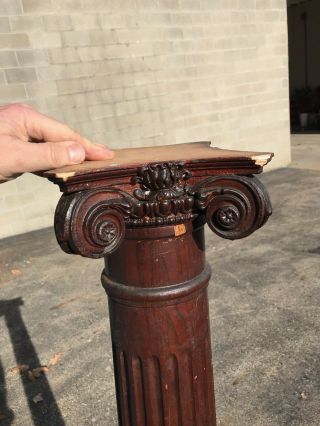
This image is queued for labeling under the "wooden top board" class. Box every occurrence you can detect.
[44,142,273,182]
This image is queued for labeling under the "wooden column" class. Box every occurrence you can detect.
[45,142,273,426]
[104,221,215,426]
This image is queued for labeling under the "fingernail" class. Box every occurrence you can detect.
[68,144,85,163]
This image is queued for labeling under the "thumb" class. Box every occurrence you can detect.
[17,141,86,173]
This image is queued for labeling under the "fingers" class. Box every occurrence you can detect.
[20,105,114,160]
[0,104,115,183]
[3,138,87,174]
[83,140,115,161]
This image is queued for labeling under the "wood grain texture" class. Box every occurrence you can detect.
[50,143,273,425]
[104,246,215,426]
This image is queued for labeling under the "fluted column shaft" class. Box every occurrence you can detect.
[102,221,216,426]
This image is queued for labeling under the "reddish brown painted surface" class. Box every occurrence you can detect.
[49,143,273,425]
[103,223,215,425]
[107,221,206,287]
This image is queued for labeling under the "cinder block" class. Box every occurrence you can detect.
[17,50,49,66]
[37,65,65,81]
[83,74,113,91]
[48,47,79,64]
[5,67,37,84]
[0,84,27,101]
[153,40,173,55]
[127,12,171,27]
[238,0,256,9]
[128,42,154,57]
[50,0,82,11]
[48,93,77,110]
[99,13,127,29]
[71,14,99,29]
[74,120,94,137]
[0,17,10,33]
[93,59,121,75]
[62,31,90,47]
[90,30,117,46]
[274,44,287,55]
[10,15,43,32]
[179,0,201,10]
[270,0,286,9]
[45,95,63,110]
[0,33,30,49]
[0,71,6,85]
[87,116,116,133]
[264,10,282,21]
[25,81,58,98]
[68,91,103,108]
[60,105,90,124]
[83,0,132,10]
[0,51,18,67]
[43,15,72,31]
[171,13,193,25]
[25,98,48,111]
[73,91,102,107]
[28,32,62,48]
[45,108,65,122]
[105,44,131,58]
[22,0,52,13]
[64,62,94,78]
[115,29,137,44]
[56,78,84,94]
[77,46,103,61]
[100,88,116,104]
[89,103,113,119]
[255,0,272,9]
[115,101,138,116]
[0,0,23,15]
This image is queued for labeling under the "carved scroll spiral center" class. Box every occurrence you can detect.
[97,221,117,243]
[216,206,240,228]
[195,175,272,240]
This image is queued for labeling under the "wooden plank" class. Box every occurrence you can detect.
[43,142,273,181]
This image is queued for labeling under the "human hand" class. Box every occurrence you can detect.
[0,103,114,182]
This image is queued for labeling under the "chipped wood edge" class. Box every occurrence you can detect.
[53,171,77,181]
[251,153,274,167]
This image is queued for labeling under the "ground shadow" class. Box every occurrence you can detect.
[0,357,14,425]
[0,298,65,426]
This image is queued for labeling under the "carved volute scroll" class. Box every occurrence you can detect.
[54,161,271,259]
[193,175,272,240]
[54,189,127,259]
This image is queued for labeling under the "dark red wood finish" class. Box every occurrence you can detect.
[47,143,273,425]
[103,222,215,425]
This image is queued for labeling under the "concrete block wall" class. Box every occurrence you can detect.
[0,0,291,238]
